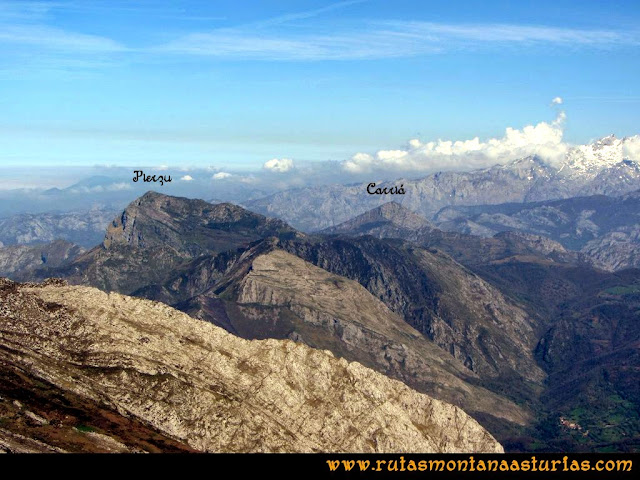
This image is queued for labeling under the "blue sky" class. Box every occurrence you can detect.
[1,0,639,171]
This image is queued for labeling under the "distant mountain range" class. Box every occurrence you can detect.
[322,202,595,268]
[11,191,638,452]
[245,135,640,231]
[0,208,117,248]
[434,190,640,271]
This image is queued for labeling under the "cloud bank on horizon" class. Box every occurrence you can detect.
[342,109,567,173]
[341,103,640,174]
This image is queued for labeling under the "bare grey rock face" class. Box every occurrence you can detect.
[581,227,640,271]
[0,278,503,453]
[103,191,299,255]
[0,240,84,279]
[322,202,434,236]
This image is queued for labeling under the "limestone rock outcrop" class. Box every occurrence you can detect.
[0,278,503,453]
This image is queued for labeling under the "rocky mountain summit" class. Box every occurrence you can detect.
[103,191,299,255]
[558,135,638,181]
[322,201,434,237]
[37,191,302,294]
[0,278,502,453]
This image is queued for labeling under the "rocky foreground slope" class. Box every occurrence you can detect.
[181,247,530,428]
[0,278,502,453]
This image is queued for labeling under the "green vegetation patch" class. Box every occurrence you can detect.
[601,284,640,296]
[75,424,96,433]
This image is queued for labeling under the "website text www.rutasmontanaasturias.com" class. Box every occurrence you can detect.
[325,455,633,474]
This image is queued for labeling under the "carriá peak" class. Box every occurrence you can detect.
[322,202,433,235]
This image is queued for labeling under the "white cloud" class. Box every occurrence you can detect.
[180,175,193,181]
[342,112,569,173]
[623,136,640,160]
[239,175,259,184]
[552,96,563,105]
[263,158,294,173]
[157,165,169,171]
[212,172,232,179]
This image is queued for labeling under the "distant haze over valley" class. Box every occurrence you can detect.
[1,132,639,220]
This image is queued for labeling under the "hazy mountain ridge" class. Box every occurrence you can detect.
[0,277,502,453]
[245,139,640,231]
[434,190,640,271]
[323,202,595,268]
[0,208,118,249]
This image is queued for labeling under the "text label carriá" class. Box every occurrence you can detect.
[367,183,405,195]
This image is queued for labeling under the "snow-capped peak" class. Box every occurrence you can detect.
[558,135,639,179]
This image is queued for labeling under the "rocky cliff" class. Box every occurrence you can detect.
[33,191,302,294]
